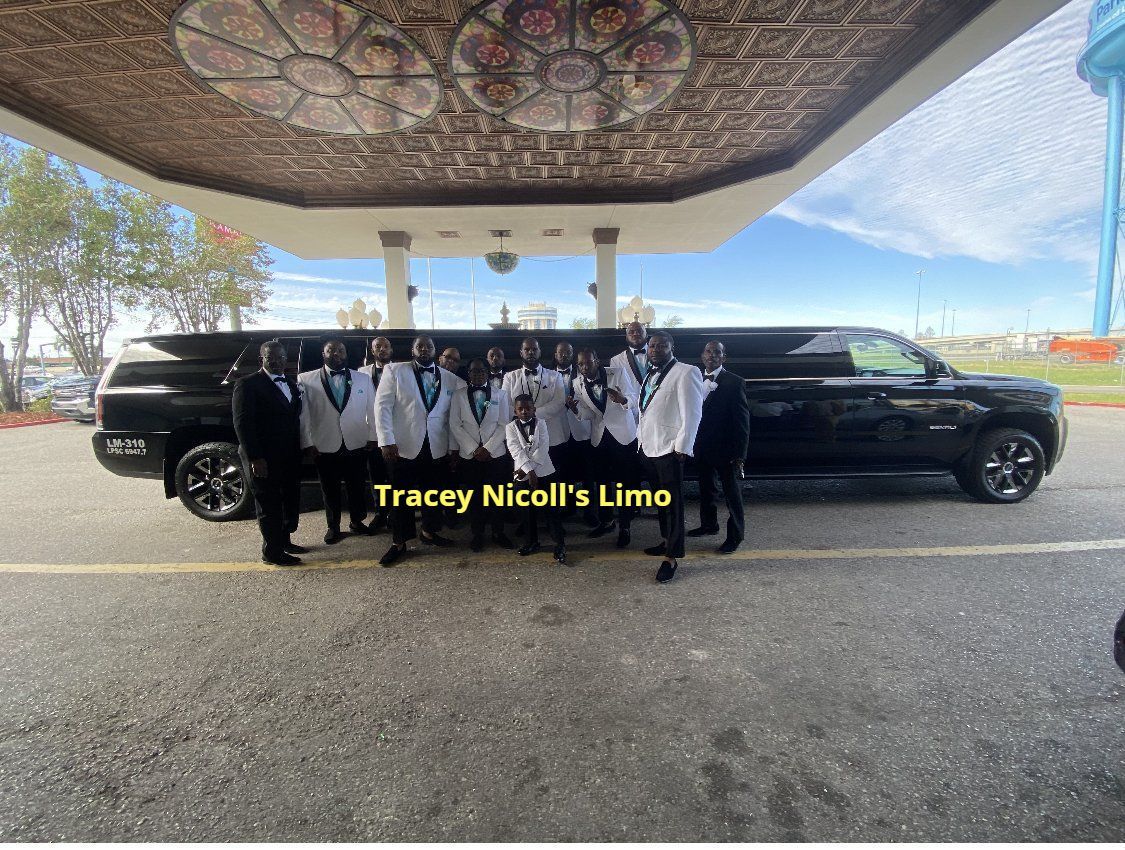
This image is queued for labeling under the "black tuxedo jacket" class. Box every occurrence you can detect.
[232,370,302,471]
[693,368,750,465]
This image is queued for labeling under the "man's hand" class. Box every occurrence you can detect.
[250,458,268,478]
[473,446,491,462]
[674,451,687,462]
[527,470,538,489]
[607,387,627,405]
[381,444,399,462]
[564,396,578,413]
[304,446,320,460]
[514,468,527,480]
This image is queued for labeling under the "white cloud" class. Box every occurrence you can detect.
[774,0,1105,272]
[272,271,384,288]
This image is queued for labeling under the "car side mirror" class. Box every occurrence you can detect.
[924,357,942,379]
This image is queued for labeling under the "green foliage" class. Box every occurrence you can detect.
[570,317,596,329]
[26,396,52,413]
[661,314,684,328]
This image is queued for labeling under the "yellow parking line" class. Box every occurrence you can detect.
[1,538,1123,574]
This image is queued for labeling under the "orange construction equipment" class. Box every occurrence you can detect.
[1048,337,1123,364]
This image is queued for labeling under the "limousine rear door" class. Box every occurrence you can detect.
[740,332,856,471]
[842,331,970,467]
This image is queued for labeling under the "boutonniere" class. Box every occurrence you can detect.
[482,399,493,408]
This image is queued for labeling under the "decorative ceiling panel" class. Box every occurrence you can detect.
[0,0,998,206]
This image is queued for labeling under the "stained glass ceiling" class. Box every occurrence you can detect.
[450,0,696,132]
[171,0,442,134]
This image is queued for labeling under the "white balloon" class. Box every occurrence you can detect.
[335,309,349,329]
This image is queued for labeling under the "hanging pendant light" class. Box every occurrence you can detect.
[484,234,520,275]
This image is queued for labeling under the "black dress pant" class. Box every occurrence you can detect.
[388,437,442,544]
[697,457,745,543]
[315,446,368,530]
[640,451,686,559]
[521,473,565,549]
[367,446,390,521]
[595,432,641,528]
[249,464,300,559]
[459,453,508,537]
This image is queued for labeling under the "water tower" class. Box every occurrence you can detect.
[1078,0,1125,337]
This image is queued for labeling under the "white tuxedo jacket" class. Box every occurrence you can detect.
[573,366,638,448]
[374,361,457,460]
[609,348,650,402]
[506,417,555,477]
[298,367,378,453]
[502,365,568,446]
[555,364,592,441]
[359,363,389,390]
[636,360,704,458]
[450,385,511,460]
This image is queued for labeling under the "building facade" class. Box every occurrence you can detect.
[517,302,558,331]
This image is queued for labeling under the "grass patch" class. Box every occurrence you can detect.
[946,358,1125,386]
[1064,392,1125,405]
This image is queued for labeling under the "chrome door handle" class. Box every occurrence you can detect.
[867,392,888,400]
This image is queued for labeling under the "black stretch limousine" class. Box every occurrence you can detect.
[92,327,1067,521]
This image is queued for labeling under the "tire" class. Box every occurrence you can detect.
[955,427,1045,504]
[174,441,254,521]
[1057,353,1074,364]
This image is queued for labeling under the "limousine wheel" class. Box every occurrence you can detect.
[175,442,253,521]
[956,427,1045,504]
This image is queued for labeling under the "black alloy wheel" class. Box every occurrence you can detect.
[955,427,1045,504]
[175,441,254,521]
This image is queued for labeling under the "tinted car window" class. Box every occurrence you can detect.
[299,336,368,372]
[229,338,302,380]
[109,338,250,388]
[845,333,927,378]
[738,333,849,379]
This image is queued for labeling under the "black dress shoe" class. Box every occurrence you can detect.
[716,539,741,554]
[263,552,302,567]
[349,521,371,536]
[491,531,514,549]
[655,560,677,583]
[324,528,342,545]
[517,543,541,557]
[470,536,485,552]
[587,521,617,539]
[687,526,720,537]
[282,542,309,555]
[643,543,666,557]
[553,545,567,564]
[616,528,631,549]
[379,543,406,566]
[420,532,454,547]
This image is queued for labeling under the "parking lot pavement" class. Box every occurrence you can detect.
[0,410,1121,841]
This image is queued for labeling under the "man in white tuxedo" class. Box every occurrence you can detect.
[502,337,568,476]
[567,348,639,549]
[609,321,651,400]
[505,394,566,563]
[299,339,378,545]
[450,358,513,552]
[636,331,704,583]
[360,336,394,532]
[553,340,598,527]
[374,335,458,565]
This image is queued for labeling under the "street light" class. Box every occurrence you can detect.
[940,300,947,337]
[914,270,925,339]
[950,308,956,338]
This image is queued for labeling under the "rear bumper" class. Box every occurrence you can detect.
[51,397,94,421]
[92,430,166,479]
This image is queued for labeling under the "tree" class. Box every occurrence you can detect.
[661,314,684,328]
[123,197,272,333]
[0,145,73,410]
[570,317,596,329]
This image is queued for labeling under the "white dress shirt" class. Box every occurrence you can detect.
[266,371,292,402]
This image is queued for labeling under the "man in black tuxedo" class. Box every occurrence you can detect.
[232,340,307,566]
[486,346,507,391]
[690,340,750,553]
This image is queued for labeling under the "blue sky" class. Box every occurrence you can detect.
[5,0,1121,348]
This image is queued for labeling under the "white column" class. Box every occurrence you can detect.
[379,231,415,329]
[593,228,619,329]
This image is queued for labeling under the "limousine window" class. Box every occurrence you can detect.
[112,338,249,387]
[846,333,928,378]
[738,332,850,379]
[227,337,302,381]
[296,336,369,372]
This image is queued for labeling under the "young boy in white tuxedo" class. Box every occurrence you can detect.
[505,394,566,564]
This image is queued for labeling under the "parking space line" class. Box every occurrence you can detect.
[1,538,1124,574]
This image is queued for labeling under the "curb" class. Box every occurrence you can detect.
[0,417,67,430]
[1064,401,1125,409]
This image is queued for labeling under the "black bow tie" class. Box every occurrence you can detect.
[524,368,538,377]
[471,386,486,393]
[704,373,717,382]
[272,376,287,383]
[417,364,435,374]
[585,378,602,389]
[632,348,646,356]
[329,369,346,377]
[489,369,503,375]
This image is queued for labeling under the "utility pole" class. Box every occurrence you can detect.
[940,300,947,337]
[950,308,956,338]
[227,266,242,332]
[1024,307,1031,354]
[914,270,925,339]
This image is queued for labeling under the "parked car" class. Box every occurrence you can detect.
[91,327,1068,521]
[20,374,52,404]
[51,374,101,422]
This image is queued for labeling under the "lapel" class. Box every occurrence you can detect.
[260,371,297,415]
[371,365,383,390]
[468,383,491,427]
[521,365,544,403]
[640,359,675,413]
[586,367,608,414]
[516,417,537,452]
[319,366,351,415]
[626,349,645,384]
[412,363,441,412]
[557,364,575,400]
[703,370,721,406]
